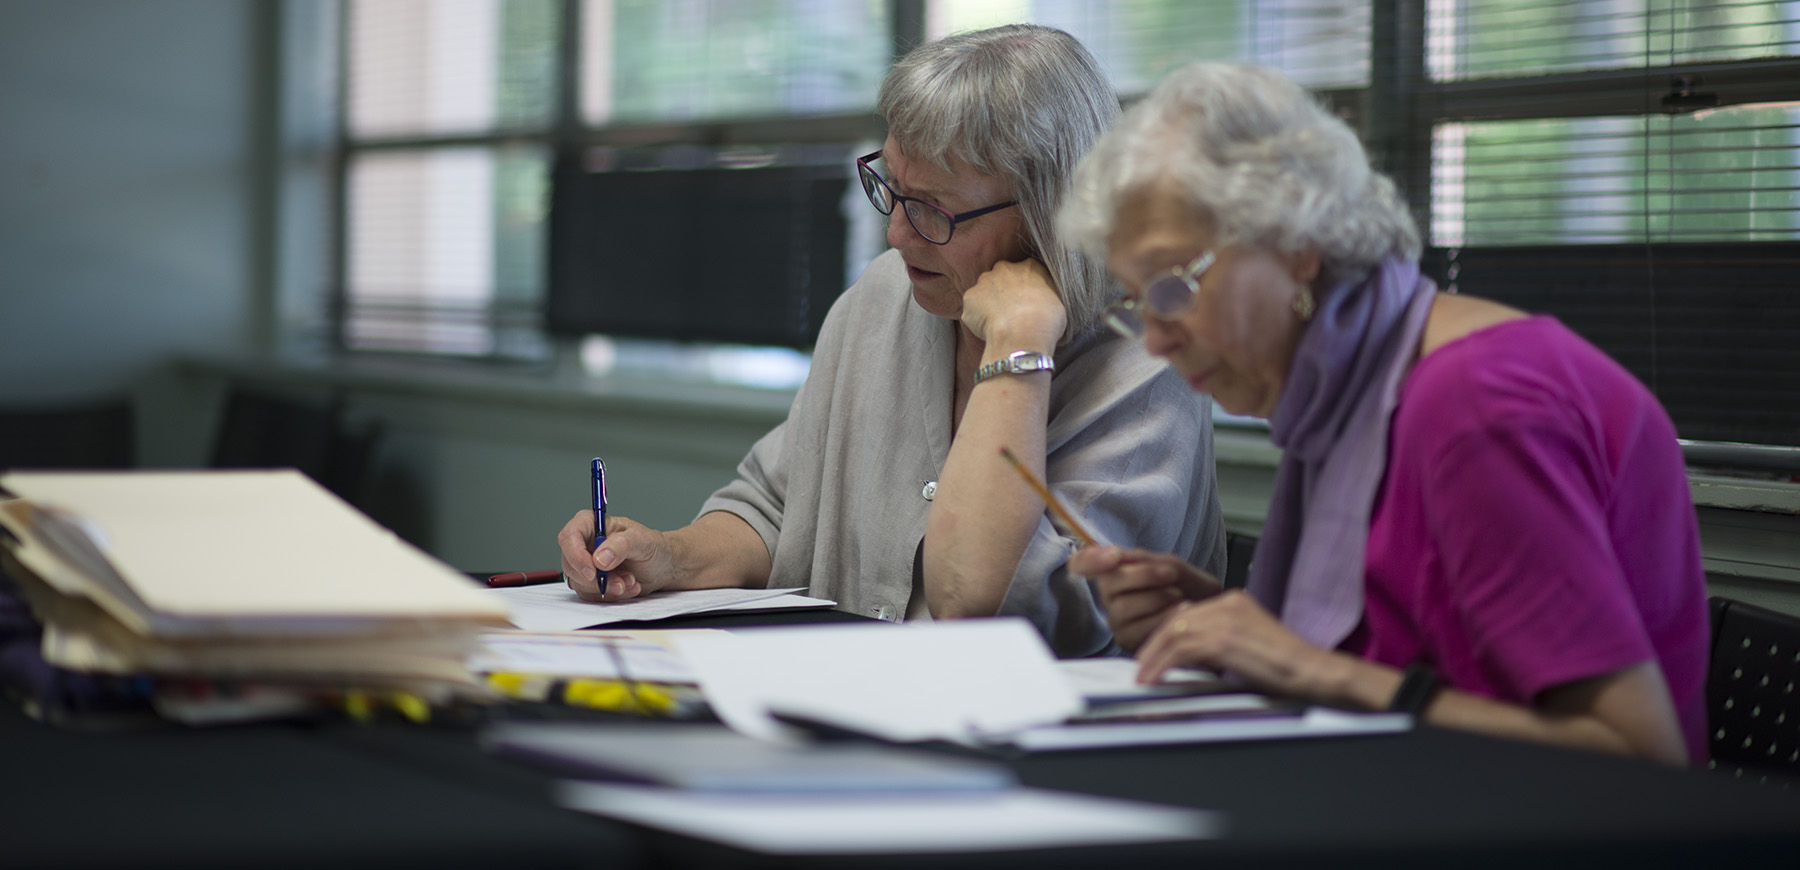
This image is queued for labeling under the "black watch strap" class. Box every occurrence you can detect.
[1387,662,1440,717]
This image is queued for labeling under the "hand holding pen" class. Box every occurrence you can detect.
[555,458,677,603]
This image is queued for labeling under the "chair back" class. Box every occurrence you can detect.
[211,390,380,508]
[1707,595,1800,787]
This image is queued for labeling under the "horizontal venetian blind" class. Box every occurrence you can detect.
[342,0,560,358]
[1427,0,1800,80]
[581,0,892,125]
[1420,1,1800,448]
[928,0,1372,94]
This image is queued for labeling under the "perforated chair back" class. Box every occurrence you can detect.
[1707,596,1800,788]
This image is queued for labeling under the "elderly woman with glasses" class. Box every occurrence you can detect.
[556,25,1227,657]
[1061,63,1708,763]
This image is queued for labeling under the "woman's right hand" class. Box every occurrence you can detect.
[556,511,679,602]
[1069,545,1222,653]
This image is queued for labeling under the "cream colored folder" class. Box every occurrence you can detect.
[0,469,509,638]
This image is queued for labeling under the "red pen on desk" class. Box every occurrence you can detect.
[486,570,563,588]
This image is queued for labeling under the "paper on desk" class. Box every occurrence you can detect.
[468,629,706,683]
[490,584,821,632]
[557,781,1220,854]
[1008,705,1412,752]
[672,618,1083,744]
[708,592,836,613]
[1056,657,1224,703]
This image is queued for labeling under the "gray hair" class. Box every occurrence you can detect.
[1060,62,1419,287]
[878,24,1120,344]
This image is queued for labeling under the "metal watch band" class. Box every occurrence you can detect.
[972,350,1055,387]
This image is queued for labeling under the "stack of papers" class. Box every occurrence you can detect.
[0,470,511,701]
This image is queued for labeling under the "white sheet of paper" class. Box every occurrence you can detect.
[709,592,836,612]
[490,585,807,632]
[1010,706,1412,752]
[672,618,1083,744]
[1055,657,1223,702]
[467,630,700,683]
[557,782,1220,854]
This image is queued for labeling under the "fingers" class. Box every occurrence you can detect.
[1135,601,1208,684]
[557,509,599,587]
[559,512,649,602]
[1083,549,1192,597]
[591,516,647,578]
[1067,544,1124,578]
[1132,591,1321,695]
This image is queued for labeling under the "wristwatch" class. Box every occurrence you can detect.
[973,350,1055,387]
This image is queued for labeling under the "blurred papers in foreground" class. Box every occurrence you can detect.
[0,470,509,704]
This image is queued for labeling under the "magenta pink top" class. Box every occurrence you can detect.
[1353,316,1710,764]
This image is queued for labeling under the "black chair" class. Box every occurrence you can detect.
[210,390,381,508]
[1707,595,1800,788]
[0,402,134,471]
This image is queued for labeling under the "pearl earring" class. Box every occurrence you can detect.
[1293,288,1315,321]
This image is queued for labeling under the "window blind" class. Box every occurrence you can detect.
[1417,0,1800,448]
[581,0,891,125]
[342,0,560,357]
[1427,0,1800,81]
[929,0,1371,94]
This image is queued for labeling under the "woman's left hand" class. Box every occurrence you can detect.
[1135,590,1344,697]
[959,259,1067,347]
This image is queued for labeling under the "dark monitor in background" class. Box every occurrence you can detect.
[548,158,851,349]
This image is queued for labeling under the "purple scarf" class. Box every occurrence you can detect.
[1244,257,1437,651]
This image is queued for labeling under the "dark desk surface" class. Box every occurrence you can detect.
[7,610,1800,869]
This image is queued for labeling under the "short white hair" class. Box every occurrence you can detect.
[879,24,1120,343]
[1061,62,1419,285]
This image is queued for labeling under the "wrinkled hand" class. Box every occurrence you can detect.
[959,259,1067,348]
[1134,590,1339,698]
[556,511,678,602]
[1071,545,1222,653]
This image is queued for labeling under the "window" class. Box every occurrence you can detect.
[1406,0,1800,448]
[336,0,1374,367]
[328,1,1799,447]
[342,0,560,358]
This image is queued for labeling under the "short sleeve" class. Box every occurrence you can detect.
[1421,415,1656,700]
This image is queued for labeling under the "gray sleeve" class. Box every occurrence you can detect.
[1001,370,1227,658]
[698,419,789,563]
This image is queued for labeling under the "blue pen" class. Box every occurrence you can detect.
[591,457,609,584]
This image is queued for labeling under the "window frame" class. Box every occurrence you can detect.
[324,0,1800,455]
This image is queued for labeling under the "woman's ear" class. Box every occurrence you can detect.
[1289,248,1323,285]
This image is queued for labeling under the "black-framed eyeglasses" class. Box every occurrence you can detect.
[1103,251,1216,339]
[855,150,1018,246]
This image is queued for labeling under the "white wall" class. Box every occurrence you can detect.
[0,0,257,406]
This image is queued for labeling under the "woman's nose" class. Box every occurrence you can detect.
[886,207,925,248]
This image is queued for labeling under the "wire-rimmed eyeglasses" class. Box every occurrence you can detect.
[1103,251,1216,339]
[855,150,1018,246]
